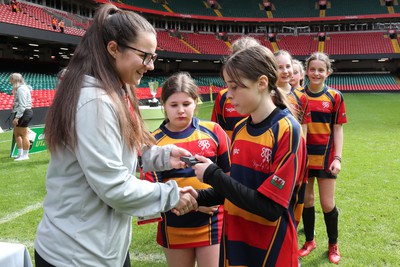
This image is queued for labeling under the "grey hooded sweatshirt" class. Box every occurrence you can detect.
[35,75,180,267]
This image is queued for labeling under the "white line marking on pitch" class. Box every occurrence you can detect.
[0,202,42,225]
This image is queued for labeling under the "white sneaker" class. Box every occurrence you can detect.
[15,155,29,161]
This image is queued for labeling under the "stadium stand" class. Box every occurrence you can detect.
[324,0,389,16]
[181,32,230,55]
[1,70,399,111]
[324,32,394,55]
[277,34,319,56]
[1,0,400,114]
[0,2,86,36]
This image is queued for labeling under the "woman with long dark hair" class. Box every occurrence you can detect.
[34,4,197,267]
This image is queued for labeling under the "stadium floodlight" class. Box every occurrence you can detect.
[28,43,39,47]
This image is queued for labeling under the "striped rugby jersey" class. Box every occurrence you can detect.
[211,88,248,140]
[287,86,311,125]
[221,108,307,266]
[304,85,347,174]
[146,117,230,249]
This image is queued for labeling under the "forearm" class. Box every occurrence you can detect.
[196,188,225,206]
[333,124,343,158]
[141,145,175,172]
[203,164,285,221]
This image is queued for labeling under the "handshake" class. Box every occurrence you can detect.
[172,186,199,216]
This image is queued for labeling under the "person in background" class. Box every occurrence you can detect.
[298,52,347,265]
[274,50,310,137]
[59,19,65,33]
[34,4,198,267]
[10,73,33,161]
[211,36,260,140]
[146,72,230,267]
[290,59,305,89]
[192,45,308,267]
[11,0,18,12]
[51,17,58,30]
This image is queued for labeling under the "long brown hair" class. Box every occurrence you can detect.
[221,45,296,116]
[45,4,155,152]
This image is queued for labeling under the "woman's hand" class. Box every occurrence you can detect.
[12,118,18,127]
[191,155,213,183]
[170,146,191,169]
[171,186,198,216]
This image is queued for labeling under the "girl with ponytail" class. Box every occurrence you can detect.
[191,45,308,267]
[35,4,197,267]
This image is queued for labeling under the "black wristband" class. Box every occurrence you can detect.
[334,156,342,163]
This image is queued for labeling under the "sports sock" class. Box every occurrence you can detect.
[18,148,23,157]
[23,150,29,156]
[324,206,339,244]
[302,206,315,242]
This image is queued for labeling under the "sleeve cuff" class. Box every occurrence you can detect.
[203,163,220,184]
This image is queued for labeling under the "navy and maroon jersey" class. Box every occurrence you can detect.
[211,88,248,140]
[287,86,311,125]
[221,108,307,266]
[146,117,230,249]
[305,85,347,177]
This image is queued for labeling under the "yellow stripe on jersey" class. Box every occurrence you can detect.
[308,122,331,134]
[224,199,278,227]
[153,125,221,147]
[173,177,211,190]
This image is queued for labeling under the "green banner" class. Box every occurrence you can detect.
[10,125,47,157]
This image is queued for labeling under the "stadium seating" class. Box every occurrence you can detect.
[1,70,399,111]
[324,0,388,16]
[112,0,393,18]
[277,35,319,56]
[0,3,52,31]
[181,32,230,55]
[324,32,394,55]
[0,2,86,36]
[156,31,197,54]
[326,73,400,91]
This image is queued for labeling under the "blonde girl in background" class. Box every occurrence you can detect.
[298,52,347,265]
[274,50,310,137]
[290,59,305,89]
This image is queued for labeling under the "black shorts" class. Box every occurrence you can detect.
[34,250,131,267]
[309,169,337,179]
[15,109,33,127]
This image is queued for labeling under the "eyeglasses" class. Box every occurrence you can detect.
[119,44,158,65]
